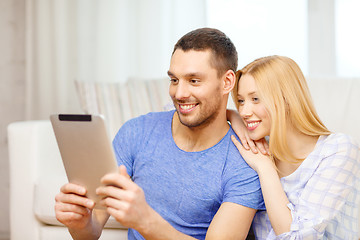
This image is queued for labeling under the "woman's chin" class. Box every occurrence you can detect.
[248,133,265,141]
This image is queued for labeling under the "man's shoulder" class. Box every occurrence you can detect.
[220,127,265,210]
[225,127,244,158]
[220,127,260,176]
[124,110,174,128]
[114,110,174,143]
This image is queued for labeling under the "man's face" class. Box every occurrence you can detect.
[168,49,224,129]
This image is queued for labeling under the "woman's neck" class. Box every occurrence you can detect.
[276,126,319,178]
[287,128,319,160]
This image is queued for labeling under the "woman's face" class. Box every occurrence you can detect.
[236,74,271,140]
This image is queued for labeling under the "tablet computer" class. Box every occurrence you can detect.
[50,114,118,209]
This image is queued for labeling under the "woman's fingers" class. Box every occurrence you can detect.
[231,135,245,153]
[254,138,270,155]
[239,135,250,150]
[247,135,258,154]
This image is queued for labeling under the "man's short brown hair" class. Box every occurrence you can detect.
[173,28,238,77]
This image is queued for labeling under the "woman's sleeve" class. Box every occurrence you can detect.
[268,136,360,239]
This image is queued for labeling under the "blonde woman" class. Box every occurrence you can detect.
[229,55,360,239]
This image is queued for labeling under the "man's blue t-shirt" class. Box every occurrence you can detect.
[112,110,265,240]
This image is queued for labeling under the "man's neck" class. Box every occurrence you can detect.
[171,111,230,152]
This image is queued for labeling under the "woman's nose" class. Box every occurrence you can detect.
[239,102,253,118]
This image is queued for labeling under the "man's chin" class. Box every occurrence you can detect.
[178,117,199,128]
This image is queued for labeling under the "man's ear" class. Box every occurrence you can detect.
[222,70,236,95]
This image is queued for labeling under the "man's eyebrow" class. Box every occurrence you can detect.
[167,71,204,78]
[184,72,204,78]
[167,71,174,77]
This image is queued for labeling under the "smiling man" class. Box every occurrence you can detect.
[55,28,265,240]
[169,49,224,129]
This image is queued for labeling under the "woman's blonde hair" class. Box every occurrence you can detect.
[232,55,331,163]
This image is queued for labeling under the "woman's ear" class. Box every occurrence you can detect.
[223,70,236,94]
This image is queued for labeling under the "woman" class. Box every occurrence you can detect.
[229,55,360,239]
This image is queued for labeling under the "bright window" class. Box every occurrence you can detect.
[335,0,360,77]
[206,0,308,74]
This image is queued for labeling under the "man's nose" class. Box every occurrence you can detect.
[174,81,190,100]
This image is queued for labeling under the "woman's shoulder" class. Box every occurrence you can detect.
[316,133,360,166]
[321,133,359,149]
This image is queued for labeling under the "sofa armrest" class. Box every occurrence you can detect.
[8,121,53,240]
[8,120,127,240]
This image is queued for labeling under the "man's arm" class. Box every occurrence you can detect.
[206,202,256,239]
[135,202,255,240]
[55,183,110,240]
[97,165,255,240]
[96,166,197,240]
[68,209,110,240]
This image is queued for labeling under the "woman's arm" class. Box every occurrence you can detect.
[232,134,360,239]
[231,136,292,235]
[256,165,292,235]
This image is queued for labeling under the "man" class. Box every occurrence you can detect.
[55,28,265,240]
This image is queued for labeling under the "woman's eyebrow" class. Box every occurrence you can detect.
[238,91,256,97]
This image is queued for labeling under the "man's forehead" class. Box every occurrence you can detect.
[170,49,213,68]
[172,48,212,56]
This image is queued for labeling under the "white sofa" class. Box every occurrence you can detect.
[7,78,360,240]
[8,120,128,240]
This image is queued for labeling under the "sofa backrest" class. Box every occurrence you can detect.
[75,78,172,139]
[307,78,360,144]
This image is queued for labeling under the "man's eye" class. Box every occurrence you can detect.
[170,78,178,84]
[190,79,199,84]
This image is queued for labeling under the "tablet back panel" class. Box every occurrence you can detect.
[50,114,118,208]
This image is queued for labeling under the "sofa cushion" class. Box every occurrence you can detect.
[39,225,127,240]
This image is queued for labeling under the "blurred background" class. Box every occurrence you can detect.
[1,0,359,239]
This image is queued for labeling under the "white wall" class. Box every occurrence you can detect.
[308,0,336,77]
[0,0,25,239]
[76,0,207,83]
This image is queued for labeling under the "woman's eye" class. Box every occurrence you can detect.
[253,97,259,102]
[237,99,245,105]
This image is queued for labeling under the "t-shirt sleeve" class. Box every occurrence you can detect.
[112,117,144,177]
[222,142,266,210]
